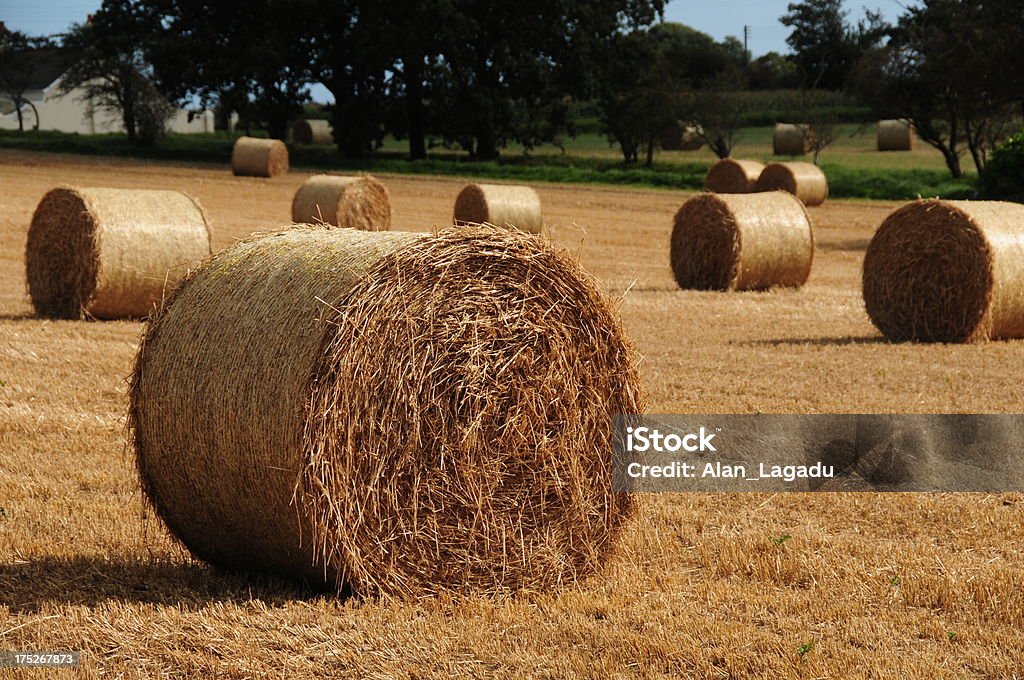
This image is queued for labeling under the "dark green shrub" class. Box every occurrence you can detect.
[979,132,1024,202]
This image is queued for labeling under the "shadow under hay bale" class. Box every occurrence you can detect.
[703,158,765,193]
[877,119,913,151]
[453,183,542,234]
[291,174,391,230]
[755,162,829,207]
[292,119,333,145]
[772,123,812,156]
[231,136,289,177]
[26,186,211,319]
[670,191,814,291]
[863,199,1024,343]
[129,225,640,597]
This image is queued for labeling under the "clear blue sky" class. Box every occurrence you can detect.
[1,0,906,102]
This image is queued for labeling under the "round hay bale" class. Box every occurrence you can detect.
[773,123,811,156]
[291,174,391,230]
[862,199,1024,343]
[877,119,913,151]
[26,186,211,319]
[231,136,289,177]
[453,183,542,234]
[703,159,765,193]
[670,191,814,291]
[129,225,640,597]
[755,162,829,207]
[293,119,333,145]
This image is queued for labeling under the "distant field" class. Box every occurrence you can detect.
[0,151,1021,678]
[0,124,976,201]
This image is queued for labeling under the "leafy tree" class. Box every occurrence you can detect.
[746,52,799,90]
[853,0,1022,177]
[781,0,886,90]
[149,0,320,140]
[59,1,171,144]
[0,30,53,131]
[686,70,748,159]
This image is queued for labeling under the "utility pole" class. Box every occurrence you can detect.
[743,25,750,62]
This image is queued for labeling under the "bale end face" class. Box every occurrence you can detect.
[863,199,1006,343]
[131,225,639,597]
[291,174,391,230]
[453,183,543,234]
[703,159,765,194]
[671,191,813,291]
[232,136,290,177]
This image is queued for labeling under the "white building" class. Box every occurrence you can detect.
[0,49,214,134]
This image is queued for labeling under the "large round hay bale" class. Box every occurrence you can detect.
[877,119,913,151]
[291,174,391,230]
[293,119,333,145]
[863,199,1024,343]
[129,225,639,597]
[231,136,289,177]
[453,183,542,234]
[26,186,211,319]
[755,162,829,207]
[773,123,811,156]
[703,159,765,193]
[670,191,814,291]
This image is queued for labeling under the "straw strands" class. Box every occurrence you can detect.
[291,174,391,230]
[129,225,640,597]
[231,136,289,177]
[670,191,814,291]
[453,183,543,234]
[863,199,1024,342]
[755,162,829,207]
[703,159,765,193]
[25,186,211,319]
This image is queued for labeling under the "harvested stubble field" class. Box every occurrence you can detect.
[0,150,1022,679]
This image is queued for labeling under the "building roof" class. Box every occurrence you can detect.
[1,46,68,93]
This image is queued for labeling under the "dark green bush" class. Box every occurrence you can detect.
[979,132,1024,202]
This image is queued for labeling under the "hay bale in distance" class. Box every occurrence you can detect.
[773,123,812,156]
[862,199,1024,342]
[877,119,913,151]
[755,162,829,207]
[291,174,391,230]
[453,183,542,234]
[26,186,211,319]
[703,158,765,193]
[293,119,333,145]
[670,191,814,291]
[129,225,640,597]
[231,136,289,177]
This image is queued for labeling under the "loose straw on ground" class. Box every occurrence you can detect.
[232,136,289,177]
[670,191,814,291]
[704,159,765,193]
[863,199,1024,342]
[291,174,391,230]
[26,186,211,319]
[453,183,543,234]
[755,162,829,207]
[129,225,640,598]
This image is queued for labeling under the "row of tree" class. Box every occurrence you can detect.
[0,0,1021,177]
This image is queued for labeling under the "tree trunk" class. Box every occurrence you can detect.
[14,100,23,132]
[405,60,426,161]
[940,146,963,178]
[267,115,289,141]
[645,136,655,168]
[475,125,499,161]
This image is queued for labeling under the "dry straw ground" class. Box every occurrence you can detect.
[0,150,1022,678]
